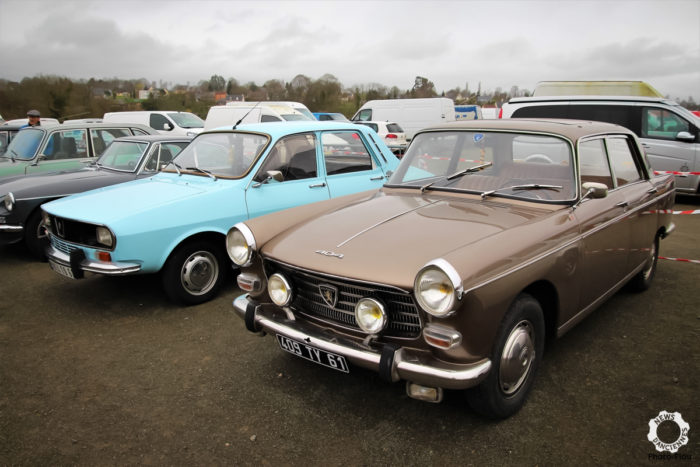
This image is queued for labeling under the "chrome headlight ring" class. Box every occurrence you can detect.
[3,192,15,212]
[226,222,256,266]
[414,258,463,318]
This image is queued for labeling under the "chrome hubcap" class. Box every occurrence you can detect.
[642,241,657,280]
[499,320,535,395]
[180,250,219,296]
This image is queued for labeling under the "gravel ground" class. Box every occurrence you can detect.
[1,197,698,465]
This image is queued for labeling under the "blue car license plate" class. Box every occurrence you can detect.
[276,335,349,373]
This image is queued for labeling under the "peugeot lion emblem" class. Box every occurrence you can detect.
[319,284,338,308]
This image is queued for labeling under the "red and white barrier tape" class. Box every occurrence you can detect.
[643,209,700,215]
[654,170,700,176]
[660,256,700,264]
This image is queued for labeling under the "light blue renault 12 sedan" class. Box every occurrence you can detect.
[41,121,399,304]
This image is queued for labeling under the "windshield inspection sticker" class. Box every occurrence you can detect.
[473,133,484,143]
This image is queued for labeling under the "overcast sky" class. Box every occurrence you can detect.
[1,0,698,101]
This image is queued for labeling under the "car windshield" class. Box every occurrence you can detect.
[96,141,149,171]
[167,112,204,129]
[2,128,44,160]
[387,131,576,202]
[165,131,269,178]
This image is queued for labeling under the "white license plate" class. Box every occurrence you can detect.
[276,335,349,373]
[49,260,76,279]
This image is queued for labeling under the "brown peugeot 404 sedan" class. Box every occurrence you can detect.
[225,119,675,418]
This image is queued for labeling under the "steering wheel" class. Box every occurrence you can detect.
[524,154,554,164]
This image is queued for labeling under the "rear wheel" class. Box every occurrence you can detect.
[24,209,49,260]
[162,240,228,305]
[628,234,659,292]
[466,293,545,419]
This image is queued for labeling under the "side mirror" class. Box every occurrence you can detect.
[676,131,695,142]
[162,123,173,131]
[582,182,608,199]
[252,170,284,188]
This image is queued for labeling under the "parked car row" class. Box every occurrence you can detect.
[0,108,679,419]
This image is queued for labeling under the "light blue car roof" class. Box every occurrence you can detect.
[206,121,366,138]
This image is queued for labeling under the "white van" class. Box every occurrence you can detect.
[501,95,700,195]
[351,97,455,139]
[103,111,204,136]
[226,101,314,120]
[204,104,310,130]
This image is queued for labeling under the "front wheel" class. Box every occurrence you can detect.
[24,209,49,260]
[161,240,228,305]
[466,293,545,419]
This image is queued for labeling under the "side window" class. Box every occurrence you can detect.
[144,142,189,172]
[0,132,8,153]
[256,134,317,182]
[579,139,614,188]
[150,113,171,131]
[260,115,282,122]
[90,128,131,156]
[606,137,642,186]
[131,127,150,136]
[642,108,690,140]
[512,104,568,119]
[572,105,638,133]
[322,131,376,176]
[43,129,89,160]
[356,109,372,121]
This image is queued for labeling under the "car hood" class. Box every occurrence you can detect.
[262,190,563,289]
[2,167,134,199]
[42,173,224,225]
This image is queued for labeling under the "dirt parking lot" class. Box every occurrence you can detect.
[1,198,698,465]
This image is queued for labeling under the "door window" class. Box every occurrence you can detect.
[90,128,132,156]
[149,113,172,131]
[356,109,372,121]
[143,142,190,172]
[322,132,376,175]
[606,137,642,187]
[42,129,88,160]
[642,108,690,140]
[579,139,614,188]
[255,134,318,182]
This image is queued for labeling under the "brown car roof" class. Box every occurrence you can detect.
[421,118,635,143]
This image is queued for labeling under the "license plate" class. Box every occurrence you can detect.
[49,260,76,279]
[276,335,349,373]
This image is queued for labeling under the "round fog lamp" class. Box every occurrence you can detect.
[268,273,292,307]
[355,298,387,334]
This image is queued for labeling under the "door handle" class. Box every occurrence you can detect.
[647,187,658,194]
[309,182,327,188]
[370,175,385,181]
[616,201,628,208]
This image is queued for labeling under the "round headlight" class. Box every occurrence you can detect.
[96,226,113,248]
[355,298,387,334]
[414,266,456,317]
[3,192,15,212]
[226,225,255,266]
[268,273,292,307]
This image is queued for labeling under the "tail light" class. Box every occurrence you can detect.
[385,134,397,139]
[498,108,503,118]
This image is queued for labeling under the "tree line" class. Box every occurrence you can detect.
[1,74,697,122]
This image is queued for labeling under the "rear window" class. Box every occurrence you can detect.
[386,123,403,133]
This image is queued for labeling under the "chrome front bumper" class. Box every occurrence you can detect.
[46,243,141,277]
[232,294,491,390]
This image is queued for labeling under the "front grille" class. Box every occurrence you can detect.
[47,214,100,248]
[265,260,422,338]
[50,234,80,255]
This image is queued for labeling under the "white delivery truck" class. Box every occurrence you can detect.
[225,101,314,120]
[103,111,204,136]
[204,104,310,130]
[351,97,455,139]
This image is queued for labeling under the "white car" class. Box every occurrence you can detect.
[354,121,407,154]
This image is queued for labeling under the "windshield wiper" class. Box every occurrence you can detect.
[480,184,562,200]
[185,166,217,180]
[420,162,492,193]
[168,161,182,175]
